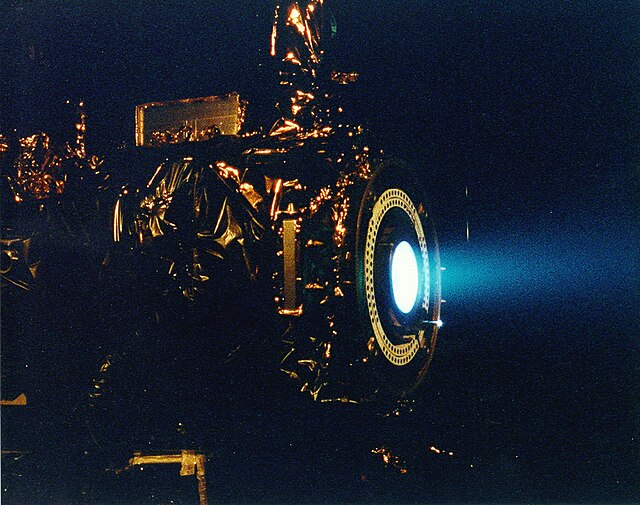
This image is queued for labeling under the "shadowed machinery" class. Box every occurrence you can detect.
[1,0,442,456]
[2,1,638,504]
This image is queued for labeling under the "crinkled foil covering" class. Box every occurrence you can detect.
[270,0,357,130]
[105,0,438,405]
[3,1,438,410]
[111,116,373,403]
[1,103,106,293]
[2,107,100,203]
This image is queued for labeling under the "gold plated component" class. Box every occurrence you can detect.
[282,218,300,312]
[0,393,27,406]
[125,451,208,505]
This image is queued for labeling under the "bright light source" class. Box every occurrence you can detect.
[391,241,419,314]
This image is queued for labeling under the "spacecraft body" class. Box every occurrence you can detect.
[110,111,441,402]
[107,1,442,403]
[1,1,442,407]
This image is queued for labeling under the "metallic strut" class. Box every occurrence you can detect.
[282,218,298,312]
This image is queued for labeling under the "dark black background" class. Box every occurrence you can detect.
[2,1,639,503]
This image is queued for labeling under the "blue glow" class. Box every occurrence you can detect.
[391,241,419,314]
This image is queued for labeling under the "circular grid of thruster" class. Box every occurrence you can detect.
[364,188,429,366]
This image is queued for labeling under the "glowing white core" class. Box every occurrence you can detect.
[391,241,419,314]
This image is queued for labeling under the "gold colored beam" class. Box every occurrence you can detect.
[1,393,27,406]
[127,450,208,505]
[282,218,298,312]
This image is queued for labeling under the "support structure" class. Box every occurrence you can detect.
[125,450,208,505]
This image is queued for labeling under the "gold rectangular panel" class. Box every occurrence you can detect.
[135,92,242,146]
[282,218,298,312]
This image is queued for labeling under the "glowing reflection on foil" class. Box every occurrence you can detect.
[86,0,441,406]
[429,445,455,457]
[372,447,408,474]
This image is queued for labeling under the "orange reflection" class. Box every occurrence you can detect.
[287,5,306,37]
[372,447,408,474]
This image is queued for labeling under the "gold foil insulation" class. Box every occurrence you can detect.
[2,102,101,204]
[271,1,347,128]
[1,102,105,292]
[8,133,65,202]
[2,1,441,410]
